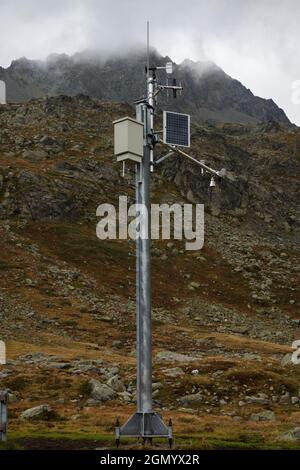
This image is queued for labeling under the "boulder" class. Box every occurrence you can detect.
[117,391,132,403]
[249,410,276,422]
[163,367,185,378]
[22,149,48,162]
[106,375,125,392]
[280,427,300,442]
[279,392,290,405]
[8,392,18,403]
[245,394,270,405]
[281,353,293,367]
[88,379,117,402]
[178,393,203,407]
[156,351,199,363]
[21,404,55,421]
[231,325,250,334]
[188,281,201,290]
[40,135,61,146]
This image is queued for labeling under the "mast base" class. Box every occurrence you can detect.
[116,412,172,439]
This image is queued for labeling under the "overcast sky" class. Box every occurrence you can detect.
[1,0,300,123]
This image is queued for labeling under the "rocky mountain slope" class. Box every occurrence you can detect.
[0,49,291,125]
[0,95,300,449]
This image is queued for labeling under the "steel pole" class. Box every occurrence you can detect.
[136,103,152,413]
[136,162,142,412]
[116,35,171,441]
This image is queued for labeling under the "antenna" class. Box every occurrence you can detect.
[147,21,150,80]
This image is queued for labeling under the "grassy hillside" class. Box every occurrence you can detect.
[0,96,299,449]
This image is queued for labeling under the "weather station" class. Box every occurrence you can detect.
[114,22,227,447]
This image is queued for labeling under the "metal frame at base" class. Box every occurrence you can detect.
[117,412,172,438]
[116,413,173,447]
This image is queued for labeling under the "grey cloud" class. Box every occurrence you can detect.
[0,0,300,123]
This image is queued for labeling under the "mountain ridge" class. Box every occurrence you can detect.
[0,49,292,125]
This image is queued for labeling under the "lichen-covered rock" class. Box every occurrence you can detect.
[21,404,55,420]
[156,351,199,363]
[280,427,300,442]
[249,410,276,422]
[106,375,125,392]
[88,379,117,402]
[178,393,203,407]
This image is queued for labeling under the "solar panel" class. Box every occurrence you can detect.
[163,111,190,147]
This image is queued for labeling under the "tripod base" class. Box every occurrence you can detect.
[116,412,172,442]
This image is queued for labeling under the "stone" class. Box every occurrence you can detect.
[291,396,299,405]
[46,362,71,370]
[156,351,199,363]
[233,416,243,421]
[97,316,113,323]
[153,382,163,391]
[281,353,293,367]
[243,353,261,361]
[88,379,117,402]
[280,427,300,442]
[104,366,120,378]
[8,393,18,403]
[178,392,203,407]
[39,135,60,146]
[163,367,185,378]
[117,391,132,403]
[21,404,55,421]
[245,394,270,405]
[279,392,290,405]
[106,376,125,392]
[232,326,250,334]
[188,281,200,290]
[249,410,276,422]
[23,149,48,162]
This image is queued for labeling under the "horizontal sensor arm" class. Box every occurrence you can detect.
[161,142,226,178]
[154,151,174,166]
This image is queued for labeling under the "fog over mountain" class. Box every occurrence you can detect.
[0,49,290,125]
[1,0,300,124]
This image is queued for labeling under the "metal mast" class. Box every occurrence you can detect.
[115,22,226,447]
[116,22,173,446]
